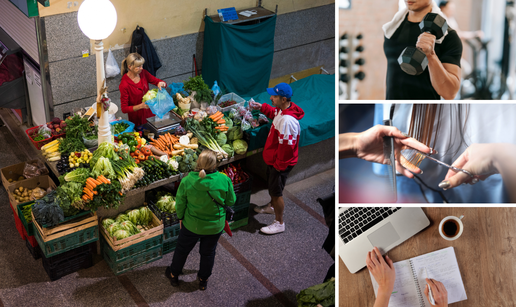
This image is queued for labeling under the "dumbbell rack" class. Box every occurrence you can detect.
[339,33,365,100]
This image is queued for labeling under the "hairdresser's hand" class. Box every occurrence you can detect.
[158,82,166,90]
[340,125,431,178]
[367,247,396,307]
[440,143,503,189]
[417,32,436,56]
[424,279,448,307]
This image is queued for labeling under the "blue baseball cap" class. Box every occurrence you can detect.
[267,83,292,99]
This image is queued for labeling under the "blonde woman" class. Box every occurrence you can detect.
[165,150,236,290]
[119,53,166,126]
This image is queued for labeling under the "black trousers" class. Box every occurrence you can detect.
[169,225,222,280]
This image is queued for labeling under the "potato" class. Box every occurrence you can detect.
[18,176,25,181]
[19,187,24,192]
[8,178,13,182]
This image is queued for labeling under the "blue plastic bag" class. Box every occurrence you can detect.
[168,82,185,96]
[145,89,175,119]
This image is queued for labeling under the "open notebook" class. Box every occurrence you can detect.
[370,247,467,307]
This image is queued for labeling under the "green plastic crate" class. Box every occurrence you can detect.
[234,190,251,208]
[163,239,178,255]
[16,202,35,237]
[164,223,181,242]
[103,244,162,275]
[100,235,163,263]
[229,217,248,230]
[35,224,99,258]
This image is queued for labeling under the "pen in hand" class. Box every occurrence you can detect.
[425,267,435,305]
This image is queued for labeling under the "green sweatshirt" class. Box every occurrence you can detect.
[176,171,236,235]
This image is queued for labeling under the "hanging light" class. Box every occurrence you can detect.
[77,0,117,40]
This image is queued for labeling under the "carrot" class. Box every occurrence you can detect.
[86,178,97,188]
[94,179,103,186]
[98,175,109,184]
[83,189,93,198]
[217,118,226,124]
[119,191,123,196]
[211,114,224,122]
[92,190,98,195]
[82,195,89,201]
[85,182,94,191]
[210,111,222,120]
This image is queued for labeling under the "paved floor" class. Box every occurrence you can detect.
[0,121,335,307]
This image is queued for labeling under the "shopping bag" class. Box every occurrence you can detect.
[145,89,175,119]
[105,49,120,78]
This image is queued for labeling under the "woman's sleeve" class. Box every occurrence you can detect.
[119,84,134,113]
[175,181,187,219]
[142,69,165,87]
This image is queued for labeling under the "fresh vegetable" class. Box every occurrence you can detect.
[64,167,90,185]
[142,89,158,103]
[90,142,119,167]
[139,206,153,225]
[216,133,227,146]
[296,278,335,307]
[83,177,124,211]
[221,144,234,158]
[59,136,86,154]
[55,182,82,216]
[134,157,177,188]
[116,214,129,223]
[183,75,210,92]
[227,126,243,141]
[119,220,140,235]
[185,118,228,160]
[232,139,248,155]
[107,222,121,236]
[219,100,237,108]
[156,195,176,214]
[91,157,116,179]
[21,203,33,222]
[32,191,64,227]
[220,163,248,185]
[102,218,115,229]
[113,122,130,135]
[65,114,90,139]
[113,229,131,240]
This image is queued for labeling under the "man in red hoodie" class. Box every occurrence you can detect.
[250,83,305,235]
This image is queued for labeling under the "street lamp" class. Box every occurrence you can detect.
[77,0,117,144]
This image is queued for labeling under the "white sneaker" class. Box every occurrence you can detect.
[254,203,274,214]
[260,220,285,234]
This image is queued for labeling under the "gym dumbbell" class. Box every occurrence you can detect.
[398,13,448,75]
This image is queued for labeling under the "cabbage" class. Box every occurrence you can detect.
[221,144,234,157]
[115,213,129,223]
[142,89,158,103]
[233,139,248,155]
[156,195,176,214]
[227,126,243,141]
[107,222,121,236]
[224,117,234,129]
[216,133,227,146]
[113,229,131,240]
[139,207,153,225]
[127,209,140,225]
[102,218,115,229]
[120,220,140,235]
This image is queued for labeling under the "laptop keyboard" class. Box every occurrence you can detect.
[339,207,401,244]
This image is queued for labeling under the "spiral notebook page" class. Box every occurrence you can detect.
[370,260,421,307]
[410,247,467,306]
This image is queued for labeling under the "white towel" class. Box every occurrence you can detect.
[382,2,448,44]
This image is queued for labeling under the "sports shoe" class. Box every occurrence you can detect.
[199,277,208,291]
[254,203,274,214]
[165,267,179,287]
[260,220,285,234]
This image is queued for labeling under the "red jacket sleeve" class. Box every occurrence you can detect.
[272,116,300,171]
[142,69,165,87]
[260,103,277,119]
[119,82,135,113]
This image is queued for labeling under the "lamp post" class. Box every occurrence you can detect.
[77,0,117,144]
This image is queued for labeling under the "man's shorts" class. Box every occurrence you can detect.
[266,165,294,197]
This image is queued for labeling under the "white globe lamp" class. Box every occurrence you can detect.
[77,0,117,145]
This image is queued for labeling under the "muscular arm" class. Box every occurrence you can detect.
[427,56,461,100]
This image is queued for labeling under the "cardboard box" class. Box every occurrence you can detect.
[7,175,57,208]
[1,160,48,190]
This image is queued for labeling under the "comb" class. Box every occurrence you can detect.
[400,147,478,183]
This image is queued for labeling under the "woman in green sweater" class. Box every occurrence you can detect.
[165,150,236,290]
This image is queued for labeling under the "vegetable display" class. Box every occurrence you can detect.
[103,206,155,240]
[82,176,124,211]
[113,122,130,135]
[12,186,47,203]
[220,164,248,185]
[32,191,65,227]
[219,100,237,108]
[155,194,176,214]
[133,157,176,188]
[21,203,33,222]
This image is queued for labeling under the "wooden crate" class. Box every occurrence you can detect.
[100,208,163,252]
[32,211,99,258]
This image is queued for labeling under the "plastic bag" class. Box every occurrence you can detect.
[243,111,253,122]
[241,119,252,131]
[169,82,185,96]
[206,106,218,116]
[145,89,175,119]
[105,49,120,78]
[258,113,269,124]
[38,125,52,139]
[23,160,48,178]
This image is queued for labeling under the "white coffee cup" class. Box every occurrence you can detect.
[439,215,464,241]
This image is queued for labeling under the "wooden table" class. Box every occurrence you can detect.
[339,207,516,307]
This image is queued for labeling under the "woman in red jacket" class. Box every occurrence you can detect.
[119,53,166,126]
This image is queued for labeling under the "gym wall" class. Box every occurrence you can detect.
[40,0,335,120]
[339,0,477,100]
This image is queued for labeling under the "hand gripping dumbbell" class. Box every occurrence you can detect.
[398,13,448,75]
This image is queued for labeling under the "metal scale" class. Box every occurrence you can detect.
[144,112,183,136]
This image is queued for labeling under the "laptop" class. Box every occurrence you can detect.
[339,207,430,273]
